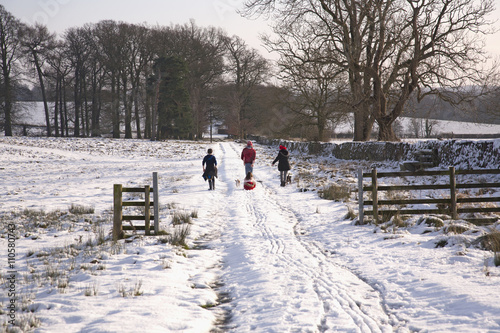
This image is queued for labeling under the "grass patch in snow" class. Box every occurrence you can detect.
[159,224,191,248]
[318,184,351,201]
[344,206,357,220]
[69,204,95,215]
[117,280,144,297]
[476,230,500,251]
[1,313,41,332]
[172,212,193,225]
[419,216,445,228]
[444,224,470,234]
[84,283,99,296]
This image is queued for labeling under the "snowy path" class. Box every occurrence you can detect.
[209,142,393,332]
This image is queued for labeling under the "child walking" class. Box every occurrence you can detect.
[202,148,217,190]
[272,145,291,187]
[241,141,256,175]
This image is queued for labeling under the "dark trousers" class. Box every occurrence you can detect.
[280,170,288,186]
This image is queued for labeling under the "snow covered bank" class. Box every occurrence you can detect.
[259,138,500,169]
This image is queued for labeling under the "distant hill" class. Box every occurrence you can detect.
[403,93,500,125]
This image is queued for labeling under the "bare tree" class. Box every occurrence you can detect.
[93,20,125,138]
[408,118,422,138]
[223,35,269,139]
[22,23,56,137]
[81,25,107,137]
[365,0,496,141]
[45,41,72,137]
[64,26,94,137]
[125,24,153,139]
[112,23,132,139]
[424,119,439,138]
[264,20,350,141]
[0,5,24,136]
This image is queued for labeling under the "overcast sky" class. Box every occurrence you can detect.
[1,0,499,60]
[0,0,273,56]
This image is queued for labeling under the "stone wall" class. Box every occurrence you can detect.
[258,138,500,169]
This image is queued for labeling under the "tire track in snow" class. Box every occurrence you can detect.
[255,180,392,333]
[217,142,393,332]
[265,180,394,332]
[246,202,285,255]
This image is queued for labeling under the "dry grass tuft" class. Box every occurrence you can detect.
[318,184,351,201]
[444,224,470,235]
[475,230,500,252]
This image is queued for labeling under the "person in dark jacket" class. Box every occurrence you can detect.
[202,148,217,190]
[272,145,291,187]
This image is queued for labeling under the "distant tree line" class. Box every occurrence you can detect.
[0,2,499,142]
[0,7,276,140]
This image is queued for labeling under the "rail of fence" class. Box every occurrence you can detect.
[358,167,500,225]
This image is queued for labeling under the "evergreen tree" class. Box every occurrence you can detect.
[154,56,193,140]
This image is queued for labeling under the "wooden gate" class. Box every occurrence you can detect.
[113,172,159,240]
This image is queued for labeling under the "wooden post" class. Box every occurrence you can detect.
[449,166,457,219]
[144,185,151,235]
[153,172,159,235]
[113,184,123,241]
[372,168,378,224]
[358,169,364,224]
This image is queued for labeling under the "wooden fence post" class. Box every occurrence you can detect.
[449,166,457,219]
[144,185,151,235]
[372,168,378,224]
[113,184,123,241]
[358,168,364,224]
[153,172,159,235]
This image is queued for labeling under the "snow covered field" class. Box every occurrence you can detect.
[1,136,500,332]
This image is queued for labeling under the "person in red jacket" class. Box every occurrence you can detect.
[241,141,256,175]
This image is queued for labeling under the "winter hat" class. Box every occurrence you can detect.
[247,141,253,147]
[279,145,287,150]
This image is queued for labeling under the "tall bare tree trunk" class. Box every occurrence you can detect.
[3,75,13,136]
[32,54,52,137]
[112,74,120,138]
[54,78,59,137]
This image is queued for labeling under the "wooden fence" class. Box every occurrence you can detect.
[358,167,500,225]
[113,172,159,240]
